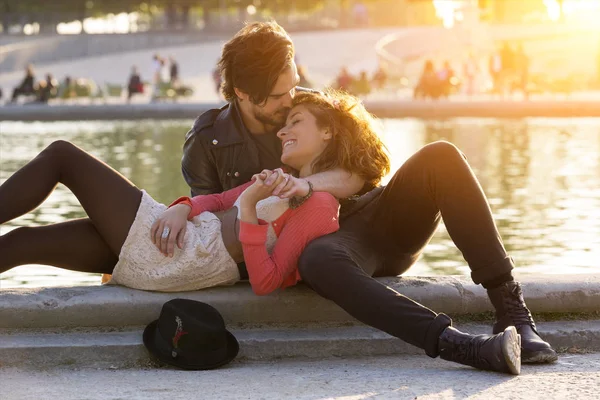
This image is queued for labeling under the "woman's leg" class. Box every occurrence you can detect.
[0,219,117,274]
[0,140,142,256]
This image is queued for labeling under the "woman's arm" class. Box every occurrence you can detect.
[169,181,253,219]
[239,193,340,296]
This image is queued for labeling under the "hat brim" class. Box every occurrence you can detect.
[143,320,239,370]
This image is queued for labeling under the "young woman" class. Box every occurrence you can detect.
[0,90,521,375]
[0,90,388,295]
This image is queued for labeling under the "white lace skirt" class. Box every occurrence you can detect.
[107,190,240,292]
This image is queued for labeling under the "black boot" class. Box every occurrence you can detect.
[487,281,558,363]
[438,325,521,375]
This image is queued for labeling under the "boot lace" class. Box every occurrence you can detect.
[503,284,535,327]
[448,335,491,370]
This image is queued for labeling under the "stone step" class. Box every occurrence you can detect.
[2,275,600,330]
[2,321,599,369]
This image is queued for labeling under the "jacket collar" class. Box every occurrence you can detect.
[211,100,251,147]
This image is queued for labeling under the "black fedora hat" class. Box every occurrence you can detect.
[143,299,239,370]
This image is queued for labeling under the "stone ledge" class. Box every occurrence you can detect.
[3,99,600,121]
[2,275,599,330]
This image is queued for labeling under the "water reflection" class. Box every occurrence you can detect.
[1,118,600,288]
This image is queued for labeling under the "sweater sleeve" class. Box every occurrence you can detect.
[239,193,340,296]
[169,181,253,219]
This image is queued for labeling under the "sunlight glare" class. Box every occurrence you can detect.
[432,0,480,28]
[544,0,600,27]
[57,12,138,34]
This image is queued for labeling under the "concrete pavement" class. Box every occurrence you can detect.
[4,354,600,400]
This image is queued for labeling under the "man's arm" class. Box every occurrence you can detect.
[305,168,364,199]
[181,130,222,196]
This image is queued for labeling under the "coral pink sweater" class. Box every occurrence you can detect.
[170,181,340,295]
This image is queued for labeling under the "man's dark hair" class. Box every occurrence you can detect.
[217,21,294,105]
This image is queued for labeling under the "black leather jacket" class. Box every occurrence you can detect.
[182,100,267,196]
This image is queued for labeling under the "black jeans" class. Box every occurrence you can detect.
[298,141,514,357]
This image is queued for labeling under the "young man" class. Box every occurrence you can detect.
[182,22,362,199]
[182,21,557,367]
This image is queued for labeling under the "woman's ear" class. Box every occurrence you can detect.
[323,129,333,140]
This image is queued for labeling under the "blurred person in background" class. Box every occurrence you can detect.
[36,74,57,103]
[512,44,530,100]
[372,65,388,91]
[463,52,479,97]
[489,47,503,96]
[10,64,36,104]
[151,54,166,101]
[352,70,371,97]
[500,42,515,84]
[127,66,144,102]
[414,60,441,99]
[169,56,180,85]
[57,76,74,99]
[437,60,456,98]
[335,67,354,92]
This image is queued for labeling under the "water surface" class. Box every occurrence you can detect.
[1,118,599,288]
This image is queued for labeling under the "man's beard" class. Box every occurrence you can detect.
[254,107,290,131]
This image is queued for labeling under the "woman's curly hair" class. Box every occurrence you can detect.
[291,89,390,187]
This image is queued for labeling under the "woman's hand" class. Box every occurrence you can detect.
[272,175,310,199]
[256,169,310,199]
[150,204,191,257]
[241,168,286,208]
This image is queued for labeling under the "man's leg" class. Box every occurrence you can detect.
[298,216,451,358]
[371,140,556,363]
[298,213,522,375]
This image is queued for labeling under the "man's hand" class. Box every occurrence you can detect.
[240,169,286,208]
[150,204,191,257]
[257,169,310,199]
[273,175,310,199]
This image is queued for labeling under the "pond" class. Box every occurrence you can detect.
[1,117,599,288]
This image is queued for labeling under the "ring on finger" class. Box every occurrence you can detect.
[283,174,290,185]
[161,227,171,239]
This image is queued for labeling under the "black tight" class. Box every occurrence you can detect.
[0,140,142,274]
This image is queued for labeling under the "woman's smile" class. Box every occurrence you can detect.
[282,139,297,150]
